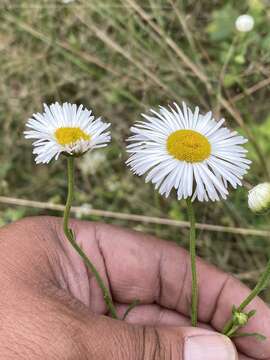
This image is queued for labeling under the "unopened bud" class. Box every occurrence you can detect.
[248,182,270,213]
[235,14,254,32]
[233,311,249,326]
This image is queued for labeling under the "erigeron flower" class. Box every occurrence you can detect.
[248,182,270,213]
[24,102,111,164]
[126,102,250,202]
[235,14,254,32]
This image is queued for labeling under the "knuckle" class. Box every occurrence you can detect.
[138,326,165,360]
[139,326,181,360]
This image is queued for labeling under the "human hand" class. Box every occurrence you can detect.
[0,217,269,359]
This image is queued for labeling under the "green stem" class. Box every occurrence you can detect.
[222,319,234,337]
[63,157,118,319]
[186,198,198,327]
[63,157,75,239]
[216,36,237,110]
[237,258,270,311]
[223,258,270,336]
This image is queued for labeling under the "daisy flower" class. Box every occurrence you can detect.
[126,102,250,202]
[24,102,111,164]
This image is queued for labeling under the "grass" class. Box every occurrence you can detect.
[0,0,270,301]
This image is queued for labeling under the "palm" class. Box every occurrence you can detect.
[3,217,270,360]
[49,218,269,360]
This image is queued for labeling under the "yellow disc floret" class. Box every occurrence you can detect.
[167,129,211,162]
[55,127,90,146]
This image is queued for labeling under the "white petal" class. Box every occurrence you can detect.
[25,102,111,164]
[126,102,250,202]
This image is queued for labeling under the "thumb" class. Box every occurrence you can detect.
[80,315,238,360]
[151,326,238,360]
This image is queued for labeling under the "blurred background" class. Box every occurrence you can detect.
[0,0,270,301]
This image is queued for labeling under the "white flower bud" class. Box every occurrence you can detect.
[248,182,270,213]
[235,14,254,32]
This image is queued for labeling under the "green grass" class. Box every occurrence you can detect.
[0,0,270,301]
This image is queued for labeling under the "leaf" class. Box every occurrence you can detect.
[247,309,256,319]
[69,228,76,242]
[223,73,239,87]
[122,299,140,320]
[232,332,266,341]
[261,34,270,51]
[248,0,265,14]
[206,4,238,42]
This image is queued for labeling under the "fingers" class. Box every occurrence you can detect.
[211,276,270,359]
[82,220,229,320]
[0,217,269,359]
[116,303,191,326]
[0,274,238,360]
[80,220,270,359]
[179,329,238,360]
[115,304,261,360]
[239,356,256,360]
[115,303,208,328]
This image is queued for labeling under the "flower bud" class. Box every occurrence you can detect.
[248,182,270,213]
[235,14,254,32]
[233,311,249,326]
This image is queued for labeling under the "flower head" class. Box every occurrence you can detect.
[126,102,250,202]
[24,102,111,164]
[248,182,270,213]
[235,14,254,32]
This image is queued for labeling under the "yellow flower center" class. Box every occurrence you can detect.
[55,127,90,146]
[167,129,211,162]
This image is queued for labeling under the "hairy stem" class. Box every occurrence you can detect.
[223,258,270,336]
[63,156,118,319]
[186,198,198,327]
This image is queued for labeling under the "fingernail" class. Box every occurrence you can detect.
[184,334,237,360]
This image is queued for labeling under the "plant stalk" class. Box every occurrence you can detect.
[223,258,270,336]
[186,198,198,327]
[63,156,118,319]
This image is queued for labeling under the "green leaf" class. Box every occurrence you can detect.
[232,332,266,341]
[248,0,265,14]
[206,4,238,41]
[122,299,140,320]
[261,34,270,51]
[223,73,239,87]
[247,309,256,318]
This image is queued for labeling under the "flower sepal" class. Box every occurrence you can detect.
[63,151,89,159]
[225,306,259,338]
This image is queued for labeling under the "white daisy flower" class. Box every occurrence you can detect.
[126,102,250,202]
[24,102,111,164]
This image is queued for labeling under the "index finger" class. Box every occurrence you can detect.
[81,221,270,359]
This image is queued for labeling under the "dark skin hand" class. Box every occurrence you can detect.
[0,217,269,359]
